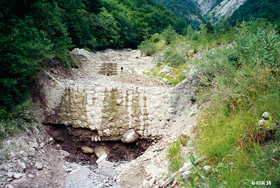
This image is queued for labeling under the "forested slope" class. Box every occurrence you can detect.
[153,0,204,29]
[0,0,186,110]
[229,0,280,24]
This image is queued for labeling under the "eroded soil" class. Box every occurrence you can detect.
[44,124,153,164]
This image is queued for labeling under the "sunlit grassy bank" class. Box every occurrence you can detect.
[144,20,280,187]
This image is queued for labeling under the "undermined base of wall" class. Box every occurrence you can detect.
[44,124,153,164]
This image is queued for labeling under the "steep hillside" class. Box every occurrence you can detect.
[208,0,247,23]
[229,0,280,24]
[153,0,204,29]
[195,0,247,23]
[195,0,221,15]
[153,0,279,26]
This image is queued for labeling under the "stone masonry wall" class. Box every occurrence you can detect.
[71,48,155,76]
[57,85,172,141]
[39,49,195,141]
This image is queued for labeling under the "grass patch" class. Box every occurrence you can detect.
[169,20,280,187]
[139,22,234,88]
[167,136,189,172]
[143,62,187,86]
[190,21,280,187]
[0,99,38,144]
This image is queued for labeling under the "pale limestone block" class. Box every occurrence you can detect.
[108,123,115,127]
[143,130,148,137]
[95,87,105,93]
[107,87,113,92]
[78,87,84,93]
[98,130,104,137]
[103,129,112,136]
[148,115,154,121]
[81,122,88,127]
[116,99,122,105]
[127,89,133,95]
[140,125,145,130]
[73,120,82,125]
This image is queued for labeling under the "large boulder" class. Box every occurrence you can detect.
[121,129,139,143]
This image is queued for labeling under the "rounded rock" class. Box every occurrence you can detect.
[7,172,14,178]
[262,112,270,120]
[94,146,110,158]
[121,129,139,143]
[13,173,23,179]
[28,148,36,157]
[35,162,43,170]
[81,146,94,154]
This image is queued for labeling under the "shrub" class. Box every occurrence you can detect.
[163,48,185,66]
[234,21,280,73]
[139,39,158,56]
[161,26,177,45]
[166,53,185,66]
[151,33,160,43]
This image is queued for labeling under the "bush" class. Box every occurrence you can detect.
[151,33,160,43]
[161,26,177,45]
[164,48,185,66]
[234,21,280,73]
[166,53,185,66]
[139,39,158,56]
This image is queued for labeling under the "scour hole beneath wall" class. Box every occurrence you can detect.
[44,124,152,165]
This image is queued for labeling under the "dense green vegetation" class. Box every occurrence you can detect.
[140,23,233,85]
[164,20,280,187]
[230,0,280,25]
[153,0,204,29]
[0,0,186,140]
